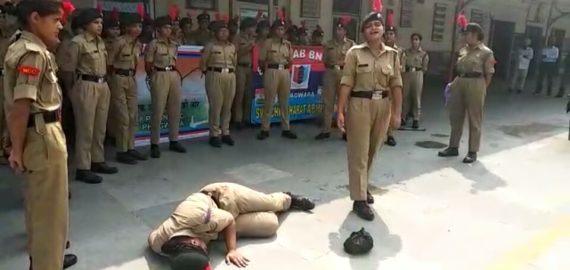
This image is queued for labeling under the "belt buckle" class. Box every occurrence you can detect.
[278,64,284,70]
[411,67,417,72]
[97,77,104,83]
[222,68,229,73]
[335,65,341,70]
[372,90,384,100]
[165,66,172,71]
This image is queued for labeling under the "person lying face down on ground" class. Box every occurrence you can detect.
[148,182,315,269]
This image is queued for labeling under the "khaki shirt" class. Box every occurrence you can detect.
[4,31,61,113]
[200,42,236,71]
[234,33,255,65]
[456,43,495,75]
[259,37,293,65]
[404,47,429,71]
[55,37,72,70]
[144,38,178,68]
[62,32,107,76]
[323,38,355,67]
[107,35,142,70]
[181,34,195,45]
[190,29,211,46]
[148,193,234,255]
[389,44,405,71]
[341,42,403,91]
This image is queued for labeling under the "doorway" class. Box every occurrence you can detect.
[489,20,516,79]
[235,0,269,19]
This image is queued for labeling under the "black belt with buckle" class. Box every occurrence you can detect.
[405,66,423,72]
[80,74,106,83]
[325,64,344,70]
[458,72,483,78]
[155,66,175,72]
[28,110,60,128]
[115,69,136,77]
[350,90,389,99]
[238,63,251,68]
[207,67,235,73]
[267,63,289,69]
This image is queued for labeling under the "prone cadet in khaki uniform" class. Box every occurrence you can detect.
[144,16,186,158]
[148,182,314,269]
[107,13,147,164]
[4,0,78,268]
[383,20,403,147]
[315,17,355,140]
[191,11,211,46]
[232,18,257,129]
[201,17,237,148]
[438,23,495,164]
[62,8,118,184]
[0,4,13,164]
[257,15,297,140]
[337,11,403,221]
[401,33,429,129]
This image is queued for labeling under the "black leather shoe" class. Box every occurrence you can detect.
[463,152,477,163]
[367,190,374,204]
[91,162,118,174]
[285,192,315,211]
[76,170,102,184]
[257,131,270,140]
[221,135,235,146]
[385,136,397,146]
[150,144,160,159]
[127,149,147,160]
[209,137,222,148]
[63,254,78,269]
[353,201,374,221]
[438,147,459,157]
[314,132,330,140]
[342,133,347,141]
[412,120,419,129]
[116,152,137,165]
[169,141,187,153]
[282,130,298,139]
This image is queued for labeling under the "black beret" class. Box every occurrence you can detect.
[78,8,103,28]
[464,22,483,34]
[171,252,210,270]
[271,19,286,29]
[154,16,172,28]
[257,20,270,29]
[122,13,142,26]
[385,25,397,33]
[197,13,210,22]
[361,12,383,32]
[104,15,120,28]
[211,20,229,32]
[240,18,256,29]
[179,17,192,26]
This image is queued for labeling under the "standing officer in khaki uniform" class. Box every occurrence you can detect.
[257,15,297,140]
[201,17,237,148]
[337,10,403,221]
[190,11,211,46]
[62,8,118,184]
[315,17,355,140]
[439,23,495,164]
[4,0,78,268]
[383,19,403,147]
[108,13,147,164]
[0,4,12,164]
[145,16,186,158]
[232,18,257,129]
[402,33,429,129]
[148,182,314,269]
[179,16,194,45]
[256,19,270,44]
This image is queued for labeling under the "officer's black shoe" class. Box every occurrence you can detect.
[169,141,187,153]
[367,190,374,204]
[353,201,374,221]
[127,149,148,160]
[412,120,419,129]
[209,137,222,148]
[91,162,118,174]
[150,144,160,159]
[75,170,102,184]
[285,192,315,211]
[257,131,270,140]
[401,118,407,127]
[555,93,564,98]
[385,136,397,146]
[282,130,298,139]
[463,152,477,164]
[116,152,137,165]
[342,133,347,141]
[221,135,235,146]
[438,147,459,157]
[63,254,78,269]
[314,132,330,140]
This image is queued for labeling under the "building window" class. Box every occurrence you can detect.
[333,0,360,14]
[238,0,269,4]
[186,0,217,10]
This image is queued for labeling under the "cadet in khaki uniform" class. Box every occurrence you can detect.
[257,17,297,140]
[256,20,270,44]
[315,17,355,140]
[148,182,314,269]
[62,8,118,184]
[190,12,211,46]
[337,11,403,221]
[0,4,12,164]
[108,13,147,164]
[102,9,120,145]
[311,25,324,46]
[4,1,78,268]
[439,23,495,164]
[179,16,194,45]
[383,22,403,147]
[144,16,186,158]
[201,18,237,148]
[232,18,257,129]
[402,33,429,129]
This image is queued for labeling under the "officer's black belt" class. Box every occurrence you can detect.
[326,64,344,70]
[114,69,136,77]
[350,90,389,99]
[267,63,289,69]
[80,74,106,83]
[207,67,235,73]
[28,110,60,128]
[458,72,483,78]
[155,66,175,72]
[238,63,252,68]
[405,66,423,72]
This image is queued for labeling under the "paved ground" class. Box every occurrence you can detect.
[1,80,569,270]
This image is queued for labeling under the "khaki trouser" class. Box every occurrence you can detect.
[205,71,236,137]
[150,71,181,144]
[448,78,487,152]
[262,68,291,131]
[402,71,424,121]
[23,123,69,270]
[233,66,253,123]
[321,68,342,133]
[0,77,7,153]
[346,97,391,201]
[70,80,110,170]
[510,68,529,91]
[110,75,138,152]
[200,182,292,237]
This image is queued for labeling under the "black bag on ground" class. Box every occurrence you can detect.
[343,228,374,255]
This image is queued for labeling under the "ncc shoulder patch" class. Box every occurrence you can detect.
[18,65,40,76]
